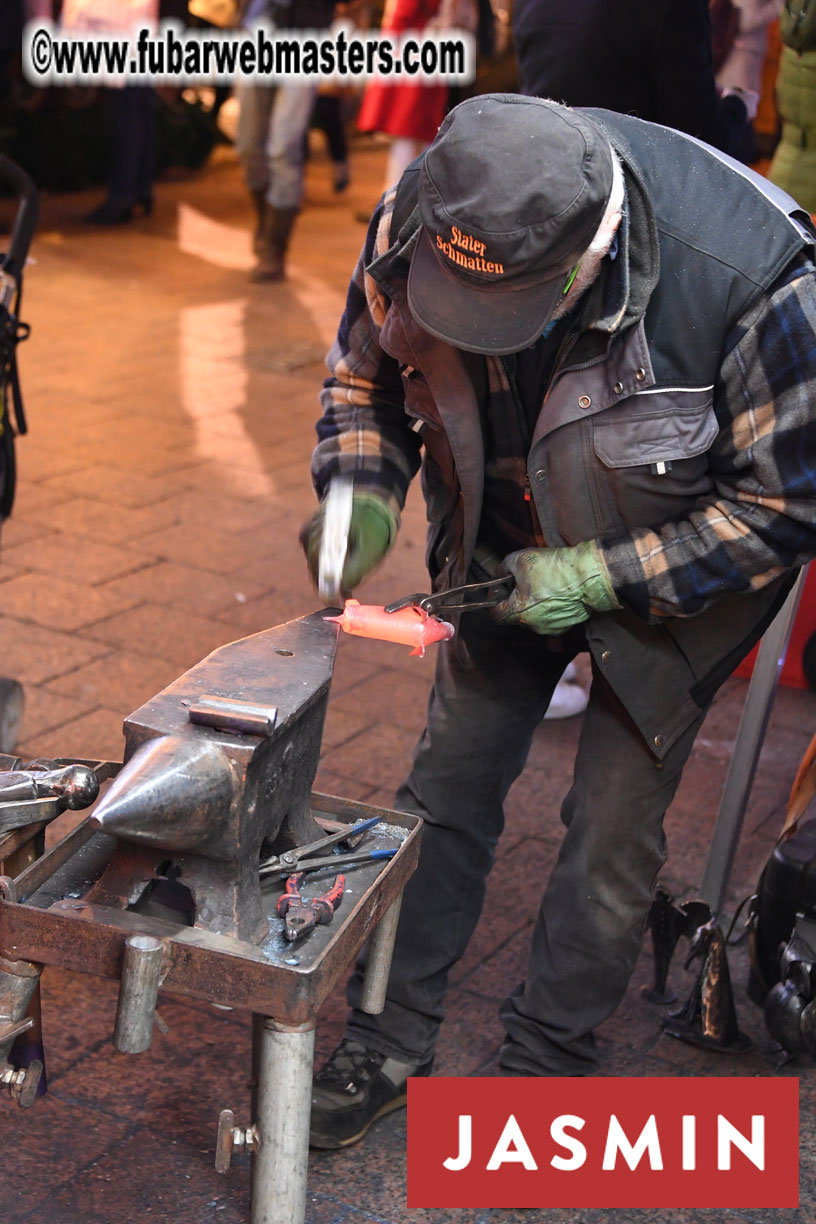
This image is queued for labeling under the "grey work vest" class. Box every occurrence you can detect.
[369,112,812,758]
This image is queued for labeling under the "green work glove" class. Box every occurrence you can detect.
[491,541,621,635]
[302,489,398,597]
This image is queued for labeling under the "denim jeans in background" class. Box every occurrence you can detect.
[235,80,317,210]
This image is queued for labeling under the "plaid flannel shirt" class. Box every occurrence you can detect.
[313,193,816,622]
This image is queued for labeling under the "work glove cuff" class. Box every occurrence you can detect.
[573,540,621,613]
[492,540,621,636]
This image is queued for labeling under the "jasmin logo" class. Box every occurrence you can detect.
[444,1110,764,1172]
[407,1076,799,1209]
[436,225,504,275]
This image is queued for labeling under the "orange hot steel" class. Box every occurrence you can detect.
[327,600,456,657]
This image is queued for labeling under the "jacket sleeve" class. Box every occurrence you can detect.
[310,192,423,523]
[649,0,754,160]
[599,259,816,621]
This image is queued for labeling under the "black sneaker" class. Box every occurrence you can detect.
[309,1037,432,1149]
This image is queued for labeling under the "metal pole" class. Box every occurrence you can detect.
[360,896,402,1015]
[113,935,164,1054]
[250,1017,315,1224]
[701,569,807,913]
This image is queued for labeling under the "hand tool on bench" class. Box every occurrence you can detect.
[0,763,100,834]
[260,847,396,881]
[259,816,396,881]
[258,815,379,874]
[276,872,345,942]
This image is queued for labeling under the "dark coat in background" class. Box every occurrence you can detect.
[512,0,755,160]
[0,0,23,53]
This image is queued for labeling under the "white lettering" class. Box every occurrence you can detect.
[717,1115,765,1171]
[486,1114,538,1171]
[682,1115,696,1170]
[550,1114,587,1171]
[443,1115,472,1171]
[602,1114,663,1171]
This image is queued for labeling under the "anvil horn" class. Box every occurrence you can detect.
[91,736,239,852]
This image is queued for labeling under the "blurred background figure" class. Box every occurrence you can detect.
[0,0,22,104]
[188,0,236,132]
[84,85,157,223]
[235,0,336,283]
[715,0,782,102]
[357,0,476,191]
[310,88,350,193]
[59,0,160,225]
[0,0,23,236]
[512,0,757,162]
[769,0,816,211]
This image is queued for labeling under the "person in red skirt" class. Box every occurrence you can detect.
[358,0,471,188]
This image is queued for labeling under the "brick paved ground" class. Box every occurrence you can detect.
[0,132,814,1224]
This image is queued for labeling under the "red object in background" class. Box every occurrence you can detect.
[356,0,450,144]
[735,566,816,688]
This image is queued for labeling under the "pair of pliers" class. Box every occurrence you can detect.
[384,576,515,616]
[276,872,345,942]
[259,816,396,881]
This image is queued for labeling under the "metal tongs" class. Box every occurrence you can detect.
[259,815,395,880]
[384,575,515,616]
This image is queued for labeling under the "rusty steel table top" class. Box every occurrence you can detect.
[0,792,420,1025]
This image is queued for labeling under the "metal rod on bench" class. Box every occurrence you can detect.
[701,567,808,914]
[250,1017,315,1224]
[360,895,403,1014]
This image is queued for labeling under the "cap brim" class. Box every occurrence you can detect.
[407,226,567,356]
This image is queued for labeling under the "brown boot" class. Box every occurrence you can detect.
[250,206,298,284]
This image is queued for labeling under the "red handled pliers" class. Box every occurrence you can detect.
[276,872,345,942]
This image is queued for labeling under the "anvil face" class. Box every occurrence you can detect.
[88,612,340,943]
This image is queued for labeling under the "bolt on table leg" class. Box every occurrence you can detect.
[250,1017,316,1224]
[360,895,402,1015]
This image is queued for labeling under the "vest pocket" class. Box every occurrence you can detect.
[587,392,718,537]
[591,392,718,468]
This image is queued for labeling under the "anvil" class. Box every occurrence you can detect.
[87,611,340,943]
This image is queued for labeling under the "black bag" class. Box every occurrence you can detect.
[749,818,816,1004]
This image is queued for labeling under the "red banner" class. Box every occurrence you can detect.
[407,1077,799,1209]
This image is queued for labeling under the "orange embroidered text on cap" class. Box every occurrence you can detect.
[435,225,505,276]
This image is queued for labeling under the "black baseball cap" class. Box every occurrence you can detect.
[407,94,616,355]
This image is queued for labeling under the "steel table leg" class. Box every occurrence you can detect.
[250,1016,316,1224]
[360,895,402,1015]
[701,568,807,913]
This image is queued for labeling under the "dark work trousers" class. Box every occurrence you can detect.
[346,609,708,1075]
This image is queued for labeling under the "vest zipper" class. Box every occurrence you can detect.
[500,356,542,536]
